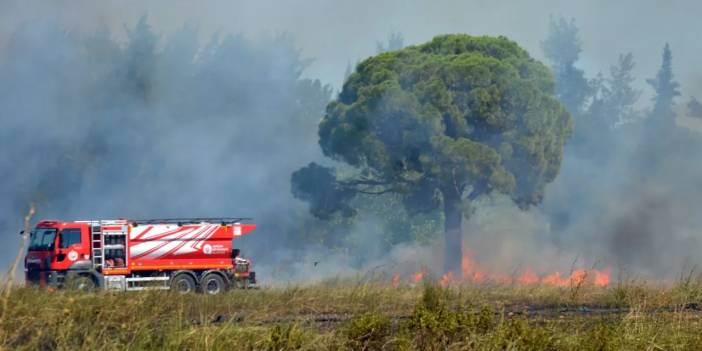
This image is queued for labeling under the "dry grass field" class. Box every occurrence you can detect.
[2,276,702,350]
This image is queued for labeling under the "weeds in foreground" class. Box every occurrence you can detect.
[2,280,702,350]
[340,283,702,351]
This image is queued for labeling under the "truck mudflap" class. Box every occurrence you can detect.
[249,271,256,285]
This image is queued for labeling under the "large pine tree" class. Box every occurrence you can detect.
[293,35,572,274]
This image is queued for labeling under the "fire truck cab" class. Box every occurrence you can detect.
[24,218,256,294]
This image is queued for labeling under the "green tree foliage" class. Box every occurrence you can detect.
[293,34,572,273]
[291,163,356,219]
[647,43,681,130]
[541,16,591,116]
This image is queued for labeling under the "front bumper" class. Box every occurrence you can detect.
[25,269,63,288]
[231,270,256,288]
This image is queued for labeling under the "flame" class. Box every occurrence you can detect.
[593,267,612,287]
[459,242,612,287]
[493,273,513,285]
[439,272,454,286]
[472,271,487,283]
[391,273,400,288]
[389,244,612,287]
[413,270,426,283]
[517,268,539,285]
[570,269,588,286]
[460,245,489,283]
[461,250,475,279]
[541,271,565,286]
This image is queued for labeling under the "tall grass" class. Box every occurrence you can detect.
[1,280,702,350]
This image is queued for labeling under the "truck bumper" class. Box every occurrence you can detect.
[231,270,256,288]
[25,270,62,288]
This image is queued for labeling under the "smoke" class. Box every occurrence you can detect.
[0,16,335,272]
[3,0,702,95]
[2,0,702,282]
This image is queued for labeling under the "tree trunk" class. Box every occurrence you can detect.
[442,188,463,275]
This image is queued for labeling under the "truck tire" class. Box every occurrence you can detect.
[65,275,96,291]
[201,273,227,295]
[171,273,196,294]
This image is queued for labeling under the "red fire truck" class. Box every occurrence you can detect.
[23,218,256,294]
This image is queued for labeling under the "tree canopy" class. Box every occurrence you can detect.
[293,34,572,273]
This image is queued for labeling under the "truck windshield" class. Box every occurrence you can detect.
[28,228,57,250]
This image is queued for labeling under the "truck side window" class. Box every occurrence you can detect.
[59,229,82,248]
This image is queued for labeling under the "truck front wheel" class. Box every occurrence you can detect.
[171,274,196,294]
[65,275,96,291]
[201,273,227,295]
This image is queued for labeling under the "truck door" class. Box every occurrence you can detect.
[54,226,90,270]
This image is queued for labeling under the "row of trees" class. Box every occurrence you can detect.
[542,16,689,156]
[538,16,702,271]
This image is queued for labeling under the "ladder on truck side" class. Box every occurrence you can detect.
[89,220,129,271]
[87,220,168,291]
[90,221,103,270]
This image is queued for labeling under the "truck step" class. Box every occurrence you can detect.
[125,276,170,291]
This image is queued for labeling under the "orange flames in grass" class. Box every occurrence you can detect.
[393,268,428,287]
[391,273,401,288]
[413,269,426,283]
[396,244,611,288]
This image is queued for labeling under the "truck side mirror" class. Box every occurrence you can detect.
[231,249,240,258]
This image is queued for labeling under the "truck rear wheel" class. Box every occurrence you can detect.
[201,273,227,295]
[171,274,196,294]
